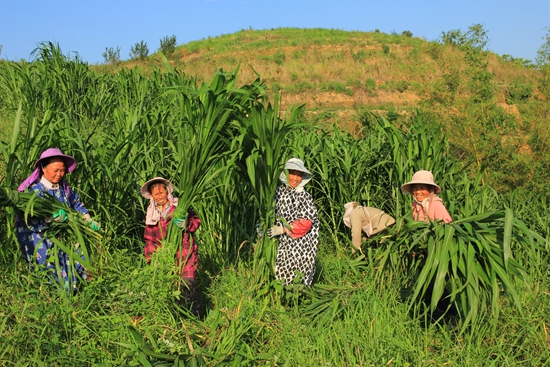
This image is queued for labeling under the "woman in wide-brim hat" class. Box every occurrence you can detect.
[267,158,319,286]
[401,170,452,223]
[140,177,204,319]
[15,148,100,291]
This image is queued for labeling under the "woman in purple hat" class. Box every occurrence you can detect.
[15,148,100,290]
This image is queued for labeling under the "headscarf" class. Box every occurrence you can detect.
[17,148,77,197]
[279,158,313,193]
[140,177,179,225]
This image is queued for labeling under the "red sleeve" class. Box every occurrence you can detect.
[186,209,201,233]
[288,218,312,239]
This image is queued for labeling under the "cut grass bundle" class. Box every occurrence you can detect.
[376,209,543,333]
[0,186,100,273]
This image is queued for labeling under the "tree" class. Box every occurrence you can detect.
[159,35,177,57]
[536,26,550,67]
[130,41,149,61]
[440,23,489,51]
[102,46,121,64]
[536,27,550,97]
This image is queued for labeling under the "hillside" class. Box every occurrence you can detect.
[11,27,550,197]
[112,28,545,127]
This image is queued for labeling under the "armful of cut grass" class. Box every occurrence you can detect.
[0,186,102,239]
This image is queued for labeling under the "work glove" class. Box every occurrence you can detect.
[267,225,285,238]
[88,220,101,232]
[49,209,68,223]
[83,213,100,232]
[174,215,187,229]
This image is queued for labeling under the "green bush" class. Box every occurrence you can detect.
[505,79,533,103]
[273,50,286,65]
[159,35,177,57]
[365,78,376,91]
[102,46,120,64]
[129,40,149,61]
[395,80,409,93]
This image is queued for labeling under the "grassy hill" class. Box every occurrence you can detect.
[98,27,549,198]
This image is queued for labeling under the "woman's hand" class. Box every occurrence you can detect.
[174,215,187,229]
[267,225,285,238]
[46,209,68,223]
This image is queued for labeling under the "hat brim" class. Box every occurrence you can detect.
[35,154,77,173]
[401,182,441,195]
[141,177,173,199]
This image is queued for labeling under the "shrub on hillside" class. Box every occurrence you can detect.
[102,46,121,64]
[505,79,533,103]
[129,41,149,61]
[159,35,177,57]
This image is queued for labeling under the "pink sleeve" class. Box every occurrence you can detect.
[186,209,201,233]
[288,218,312,239]
[430,201,452,223]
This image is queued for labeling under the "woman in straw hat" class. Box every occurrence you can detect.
[141,177,203,318]
[16,148,100,290]
[401,170,452,223]
[267,158,319,286]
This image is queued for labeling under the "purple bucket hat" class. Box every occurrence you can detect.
[17,148,77,192]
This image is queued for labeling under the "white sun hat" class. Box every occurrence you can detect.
[279,158,313,192]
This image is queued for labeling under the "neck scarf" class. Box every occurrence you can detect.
[18,167,71,197]
[145,194,179,225]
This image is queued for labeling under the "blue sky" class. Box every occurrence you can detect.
[1,0,548,65]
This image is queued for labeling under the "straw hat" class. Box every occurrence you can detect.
[343,203,395,236]
[401,170,441,195]
[34,148,77,172]
[140,177,174,199]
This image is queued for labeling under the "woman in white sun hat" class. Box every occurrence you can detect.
[401,170,452,223]
[267,158,319,286]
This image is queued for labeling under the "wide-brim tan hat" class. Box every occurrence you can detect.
[140,177,173,199]
[401,170,441,195]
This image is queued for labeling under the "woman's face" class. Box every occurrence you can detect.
[412,184,433,202]
[150,184,168,206]
[42,158,66,184]
[288,169,303,188]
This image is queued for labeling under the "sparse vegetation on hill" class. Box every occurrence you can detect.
[93,26,549,199]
